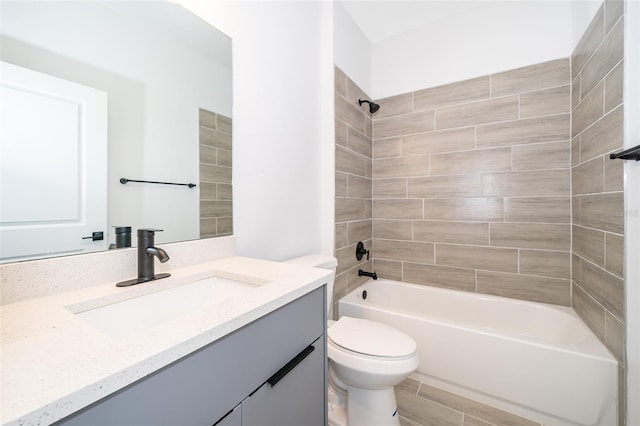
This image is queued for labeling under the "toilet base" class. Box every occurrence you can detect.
[346,387,400,426]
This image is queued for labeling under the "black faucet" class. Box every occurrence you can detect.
[358,269,378,280]
[116,229,170,287]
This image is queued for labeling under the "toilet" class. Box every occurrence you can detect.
[285,255,419,426]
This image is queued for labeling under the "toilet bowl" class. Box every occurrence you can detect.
[285,255,419,426]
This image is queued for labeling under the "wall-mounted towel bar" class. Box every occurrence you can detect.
[120,178,197,188]
[610,144,640,161]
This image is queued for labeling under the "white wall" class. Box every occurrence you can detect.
[572,0,604,48]
[371,1,573,99]
[334,1,372,96]
[178,0,335,261]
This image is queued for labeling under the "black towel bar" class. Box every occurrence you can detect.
[120,178,196,188]
[610,144,640,161]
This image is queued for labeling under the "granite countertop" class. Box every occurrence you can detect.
[0,256,331,426]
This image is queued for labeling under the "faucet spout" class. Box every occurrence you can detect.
[146,246,169,263]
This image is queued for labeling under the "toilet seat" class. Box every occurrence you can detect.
[328,316,417,359]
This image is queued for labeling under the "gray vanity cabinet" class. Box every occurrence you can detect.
[56,286,326,426]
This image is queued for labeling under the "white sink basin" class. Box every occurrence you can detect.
[76,277,258,338]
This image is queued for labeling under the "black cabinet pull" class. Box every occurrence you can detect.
[267,345,315,387]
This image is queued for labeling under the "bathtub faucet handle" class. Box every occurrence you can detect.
[356,241,370,261]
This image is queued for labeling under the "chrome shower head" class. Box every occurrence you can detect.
[358,99,380,114]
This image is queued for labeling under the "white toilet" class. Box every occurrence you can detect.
[285,255,419,426]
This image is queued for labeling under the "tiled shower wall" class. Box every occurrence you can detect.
[334,67,374,318]
[570,0,625,420]
[371,59,572,306]
[199,108,233,238]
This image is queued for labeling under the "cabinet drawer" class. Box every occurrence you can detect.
[57,286,325,426]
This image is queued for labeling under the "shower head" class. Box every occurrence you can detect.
[358,99,380,114]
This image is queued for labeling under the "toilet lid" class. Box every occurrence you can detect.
[328,317,416,358]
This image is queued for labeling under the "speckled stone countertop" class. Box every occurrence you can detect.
[0,256,332,426]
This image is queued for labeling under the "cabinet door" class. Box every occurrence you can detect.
[242,336,325,426]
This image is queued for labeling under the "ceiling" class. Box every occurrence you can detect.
[339,0,568,44]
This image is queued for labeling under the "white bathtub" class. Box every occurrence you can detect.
[338,279,618,426]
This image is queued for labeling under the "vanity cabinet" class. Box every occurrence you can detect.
[56,287,326,426]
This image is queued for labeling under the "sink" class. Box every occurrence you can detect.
[75,277,258,338]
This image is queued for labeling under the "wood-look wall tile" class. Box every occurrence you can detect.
[216,183,232,200]
[573,282,606,341]
[336,172,348,197]
[572,156,604,195]
[409,175,482,198]
[366,115,373,138]
[336,145,367,176]
[520,250,571,279]
[374,239,434,264]
[374,137,402,158]
[403,127,476,156]
[413,221,489,245]
[403,262,476,292]
[373,178,407,199]
[200,127,232,150]
[430,147,511,176]
[373,219,413,240]
[573,225,605,267]
[200,200,232,217]
[476,114,569,148]
[335,67,347,97]
[503,197,570,223]
[397,378,421,395]
[418,384,540,426]
[335,223,348,249]
[199,182,216,200]
[605,0,624,32]
[200,164,232,183]
[374,110,435,139]
[436,96,518,130]
[348,126,372,158]
[519,85,570,118]
[346,77,369,111]
[605,60,623,113]
[579,192,624,234]
[347,174,372,199]
[482,170,569,197]
[335,243,363,275]
[477,271,570,305]
[414,75,490,111]
[573,253,582,284]
[336,94,366,134]
[572,82,604,136]
[336,198,366,222]
[463,417,494,426]
[373,199,423,220]
[580,105,623,162]
[606,312,624,363]
[216,217,232,235]
[396,389,464,426]
[348,220,372,245]
[217,149,232,167]
[511,141,569,171]
[571,135,581,167]
[572,75,581,110]
[199,218,216,237]
[199,108,216,129]
[373,156,429,178]
[374,93,413,119]
[425,198,503,222]
[572,5,604,78]
[347,259,373,291]
[336,119,348,147]
[373,258,403,281]
[605,232,624,278]
[580,259,624,319]
[200,145,217,165]
[217,115,232,135]
[436,244,518,273]
[580,18,623,97]
[491,59,569,97]
[491,223,570,251]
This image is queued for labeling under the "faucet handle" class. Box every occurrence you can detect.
[137,228,164,237]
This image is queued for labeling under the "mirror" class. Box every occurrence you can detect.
[0,0,232,263]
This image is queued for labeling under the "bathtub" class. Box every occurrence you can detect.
[338,279,617,426]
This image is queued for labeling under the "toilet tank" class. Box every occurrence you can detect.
[284,254,337,319]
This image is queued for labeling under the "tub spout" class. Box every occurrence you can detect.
[358,269,377,280]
